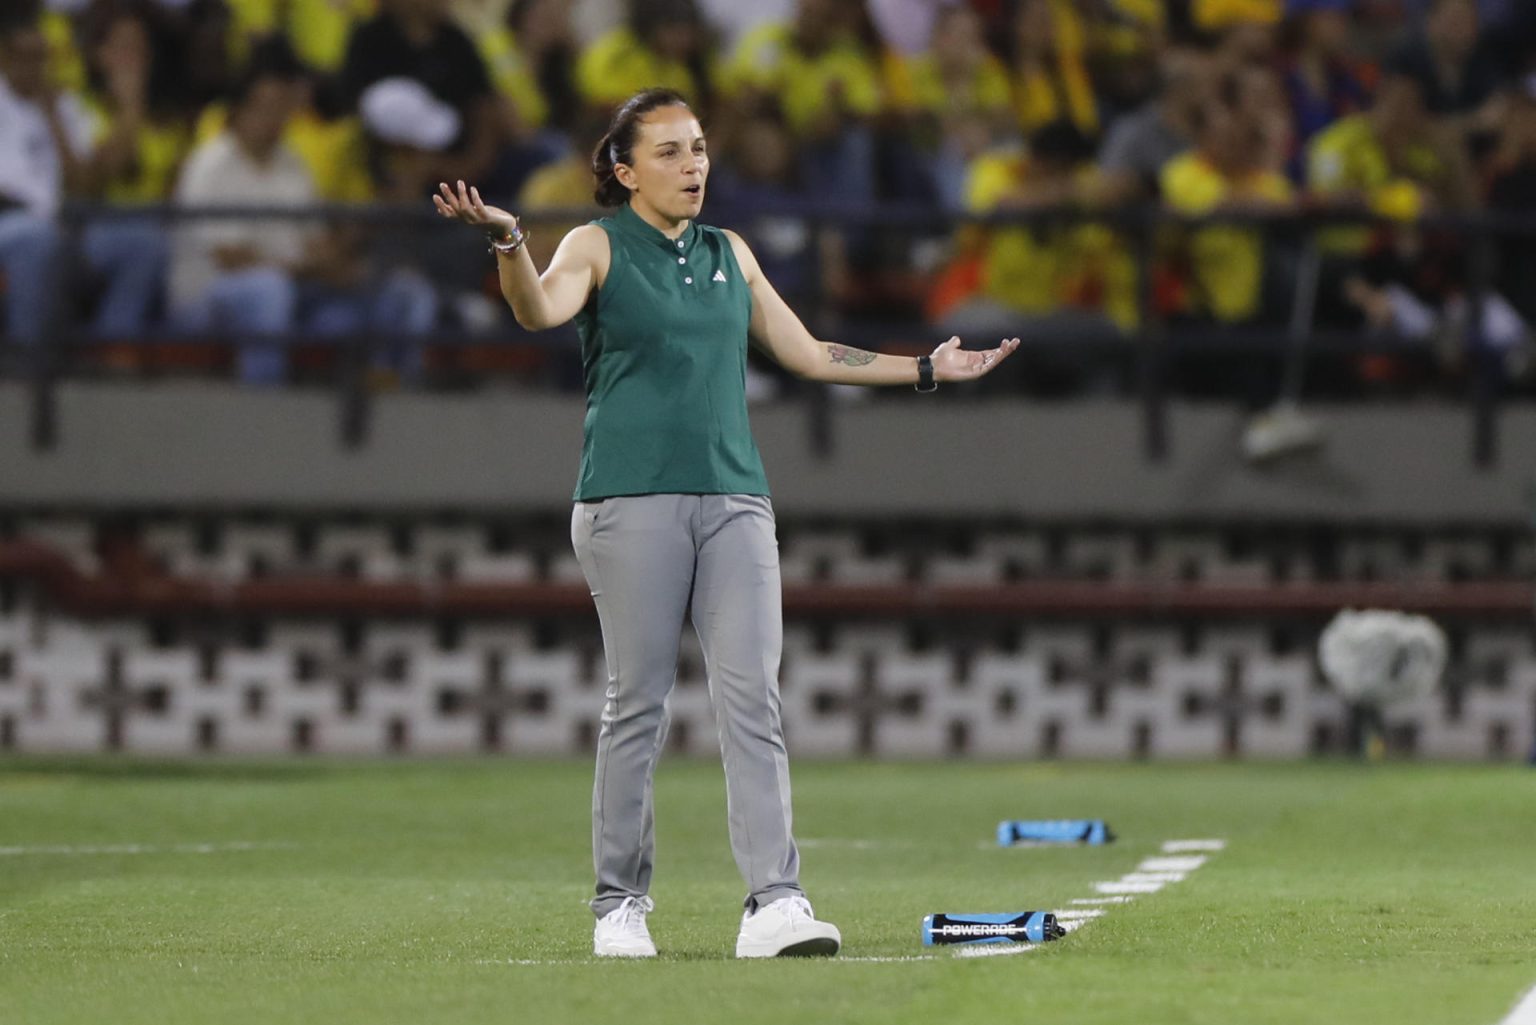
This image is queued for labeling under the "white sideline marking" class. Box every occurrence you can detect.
[1161,840,1225,853]
[839,955,935,963]
[1138,856,1207,873]
[1093,880,1164,894]
[1069,896,1134,906]
[953,942,1041,959]
[1120,871,1187,884]
[1496,982,1536,1025]
[0,842,295,856]
[1052,910,1105,922]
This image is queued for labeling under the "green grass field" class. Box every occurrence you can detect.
[1,757,1532,1025]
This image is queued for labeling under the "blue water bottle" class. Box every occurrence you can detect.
[997,819,1115,846]
[921,911,1065,946]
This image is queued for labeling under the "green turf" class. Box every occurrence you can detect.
[1,757,1532,1025]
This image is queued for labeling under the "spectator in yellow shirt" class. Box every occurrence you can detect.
[939,121,1132,393]
[1160,100,1295,324]
[1009,0,1098,140]
[77,1,185,335]
[1306,73,1474,249]
[1306,73,1480,337]
[474,0,579,202]
[478,0,579,140]
[724,0,883,202]
[514,111,606,271]
[224,0,377,74]
[885,4,1013,208]
[575,0,710,112]
[41,6,85,93]
[1193,0,1282,32]
[79,2,191,206]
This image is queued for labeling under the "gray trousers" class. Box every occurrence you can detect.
[572,493,803,918]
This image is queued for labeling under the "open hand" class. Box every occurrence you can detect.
[432,180,519,237]
[930,335,1020,382]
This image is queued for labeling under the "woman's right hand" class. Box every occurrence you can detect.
[433,180,519,237]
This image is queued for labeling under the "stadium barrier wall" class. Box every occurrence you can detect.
[2,383,1533,523]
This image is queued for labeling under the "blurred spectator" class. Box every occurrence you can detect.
[514,109,606,270]
[1340,233,1527,354]
[696,0,792,52]
[0,10,165,350]
[1307,72,1475,252]
[1084,1,1170,121]
[339,0,504,198]
[1095,45,1213,205]
[41,2,87,93]
[224,0,376,74]
[1009,0,1099,139]
[1334,208,1529,370]
[725,0,883,203]
[707,108,836,305]
[478,0,580,142]
[471,0,578,199]
[1481,78,1536,327]
[575,0,710,111]
[169,60,436,384]
[865,0,951,56]
[885,3,1013,208]
[1090,0,1167,59]
[1487,80,1536,210]
[194,42,374,205]
[1192,0,1282,34]
[1280,0,1373,179]
[79,1,191,205]
[1233,64,1295,177]
[1384,0,1504,119]
[939,121,1134,387]
[1161,99,1296,324]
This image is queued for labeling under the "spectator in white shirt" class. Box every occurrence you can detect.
[0,11,166,354]
[170,56,436,385]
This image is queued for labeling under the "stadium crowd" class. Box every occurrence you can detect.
[2,0,1535,392]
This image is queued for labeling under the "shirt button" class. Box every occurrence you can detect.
[678,257,686,264]
[676,240,684,248]
[685,276,693,284]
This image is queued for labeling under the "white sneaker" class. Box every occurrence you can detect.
[593,896,657,958]
[735,895,841,958]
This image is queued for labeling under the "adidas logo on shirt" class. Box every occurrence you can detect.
[712,269,727,283]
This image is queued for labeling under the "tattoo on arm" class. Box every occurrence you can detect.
[827,343,878,367]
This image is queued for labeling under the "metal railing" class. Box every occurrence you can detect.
[5,201,1532,465]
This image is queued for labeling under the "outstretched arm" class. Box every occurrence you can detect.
[725,230,1018,386]
[433,180,608,330]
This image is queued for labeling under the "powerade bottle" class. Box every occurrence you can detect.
[922,911,1066,946]
[997,819,1115,846]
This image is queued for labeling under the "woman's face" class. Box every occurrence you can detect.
[618,105,709,222]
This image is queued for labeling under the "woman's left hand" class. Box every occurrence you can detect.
[930,335,1020,382]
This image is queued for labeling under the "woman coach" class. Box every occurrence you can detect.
[434,88,1018,960]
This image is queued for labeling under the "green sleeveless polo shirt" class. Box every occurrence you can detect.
[571,203,769,501]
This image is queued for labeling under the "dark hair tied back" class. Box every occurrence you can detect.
[591,88,692,207]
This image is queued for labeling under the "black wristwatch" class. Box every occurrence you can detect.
[915,354,937,393]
